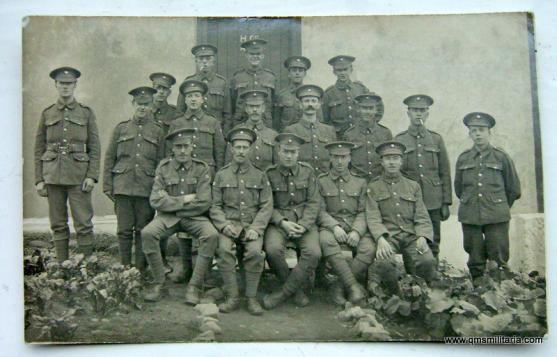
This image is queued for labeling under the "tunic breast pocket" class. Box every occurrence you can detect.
[197,126,215,148]
[294,180,309,203]
[458,163,477,186]
[164,176,181,196]
[328,100,345,118]
[218,181,239,204]
[322,190,340,211]
[484,162,505,187]
[399,193,417,217]
[403,146,416,170]
[344,188,361,211]
[66,115,88,141]
[371,191,391,212]
[116,135,135,158]
[424,145,440,169]
[208,87,225,109]
[243,179,263,206]
[142,135,160,160]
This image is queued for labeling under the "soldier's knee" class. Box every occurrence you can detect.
[415,253,437,282]
[141,225,160,255]
[244,248,265,264]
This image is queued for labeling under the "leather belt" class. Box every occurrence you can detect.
[47,143,87,154]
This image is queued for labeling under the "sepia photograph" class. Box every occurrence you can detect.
[21,12,547,345]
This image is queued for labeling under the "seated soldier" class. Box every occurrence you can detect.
[365,141,437,284]
[317,141,373,305]
[141,127,219,304]
[210,127,273,316]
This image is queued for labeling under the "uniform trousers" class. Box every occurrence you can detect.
[462,222,510,278]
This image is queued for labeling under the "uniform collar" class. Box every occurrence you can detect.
[185,108,203,120]
[382,172,402,184]
[335,80,353,90]
[153,101,169,113]
[288,83,300,92]
[198,70,215,81]
[56,98,77,110]
[133,113,152,125]
[300,117,318,129]
[172,157,193,171]
[358,118,378,132]
[246,65,263,75]
[230,160,252,174]
[278,163,300,177]
[408,124,428,137]
[473,143,493,156]
[329,170,351,182]
[244,120,266,131]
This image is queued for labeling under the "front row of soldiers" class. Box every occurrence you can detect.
[34,65,522,317]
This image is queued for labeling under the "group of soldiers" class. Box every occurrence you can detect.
[34,37,521,316]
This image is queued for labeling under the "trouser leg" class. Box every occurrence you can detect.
[351,235,376,284]
[216,234,239,297]
[114,195,134,266]
[264,225,290,283]
[180,218,218,287]
[176,238,193,282]
[67,184,94,255]
[243,238,265,298]
[46,185,70,262]
[462,224,487,278]
[142,217,179,284]
[484,222,510,269]
[428,209,441,259]
[401,235,437,282]
[133,197,155,273]
[283,228,321,295]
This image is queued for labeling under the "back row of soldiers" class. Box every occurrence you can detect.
[34,38,521,316]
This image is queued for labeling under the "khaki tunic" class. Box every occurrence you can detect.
[230,67,276,128]
[224,121,278,171]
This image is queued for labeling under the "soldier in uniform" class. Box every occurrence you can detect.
[454,113,521,280]
[141,127,219,304]
[34,67,101,262]
[274,56,321,132]
[176,45,232,134]
[395,95,452,259]
[317,141,372,305]
[366,141,437,283]
[322,55,377,138]
[150,72,183,135]
[343,93,392,179]
[263,133,322,310]
[149,72,183,273]
[283,84,336,175]
[210,128,273,315]
[103,87,165,273]
[169,80,225,173]
[225,89,278,171]
[230,38,277,129]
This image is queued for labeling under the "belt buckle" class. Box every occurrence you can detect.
[58,145,69,154]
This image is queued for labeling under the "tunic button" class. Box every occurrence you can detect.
[193,136,196,139]
[137,144,140,147]
[478,173,483,177]
[135,164,139,167]
[399,226,404,229]
[290,193,295,196]
[63,128,67,131]
[138,133,142,137]
[420,174,424,177]
[368,162,372,165]
[367,141,371,144]
[256,157,260,160]
[181,178,184,182]
[255,146,259,150]
[396,202,400,206]
[341,200,345,203]
[290,182,294,185]
[64,108,68,111]
[193,154,197,157]
[240,191,244,194]
[418,154,422,157]
[417,135,421,139]
[313,135,317,138]
[254,81,258,85]
[348,106,352,110]
[478,183,482,186]
[367,151,371,154]
[419,164,423,168]
[348,115,352,119]
[393,192,397,195]
[181,191,184,194]
[418,144,422,147]
[397,214,401,217]
[340,189,344,193]
[193,144,197,148]
[478,193,483,197]
[63,139,67,142]
[136,153,140,157]
[241,201,245,205]
[314,156,318,159]
[240,180,244,183]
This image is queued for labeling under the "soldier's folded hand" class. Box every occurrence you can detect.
[82,178,96,192]
[376,236,394,260]
[183,193,197,204]
[244,229,259,241]
[346,231,360,248]
[223,224,239,238]
[333,225,348,243]
[36,182,48,197]
[281,220,304,238]
[440,204,450,221]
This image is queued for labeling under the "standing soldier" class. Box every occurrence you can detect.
[263,133,322,310]
[225,90,278,171]
[366,141,437,282]
[454,113,521,280]
[274,56,320,132]
[343,93,392,179]
[284,84,336,175]
[176,45,232,134]
[322,55,377,138]
[230,38,277,130]
[395,95,452,259]
[317,142,372,305]
[169,79,225,173]
[150,72,183,273]
[210,128,273,316]
[141,127,219,303]
[103,87,165,274]
[34,67,100,262]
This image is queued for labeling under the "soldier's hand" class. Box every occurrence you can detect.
[183,194,197,204]
[223,225,238,238]
[82,178,96,192]
[346,231,360,248]
[36,182,48,197]
[245,229,259,241]
[376,236,394,260]
[416,237,431,255]
[281,221,302,238]
[440,204,450,221]
[333,225,348,243]
[103,191,115,202]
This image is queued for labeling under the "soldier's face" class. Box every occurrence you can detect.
[246,52,264,67]
[277,144,300,168]
[381,154,403,175]
[407,107,429,126]
[172,140,193,163]
[358,104,378,122]
[195,55,215,73]
[153,84,171,103]
[300,96,321,115]
[288,67,306,85]
[231,139,252,164]
[245,102,265,121]
[330,153,351,173]
[468,126,491,147]
[333,66,352,82]
[132,99,153,118]
[55,81,77,98]
[185,92,204,110]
